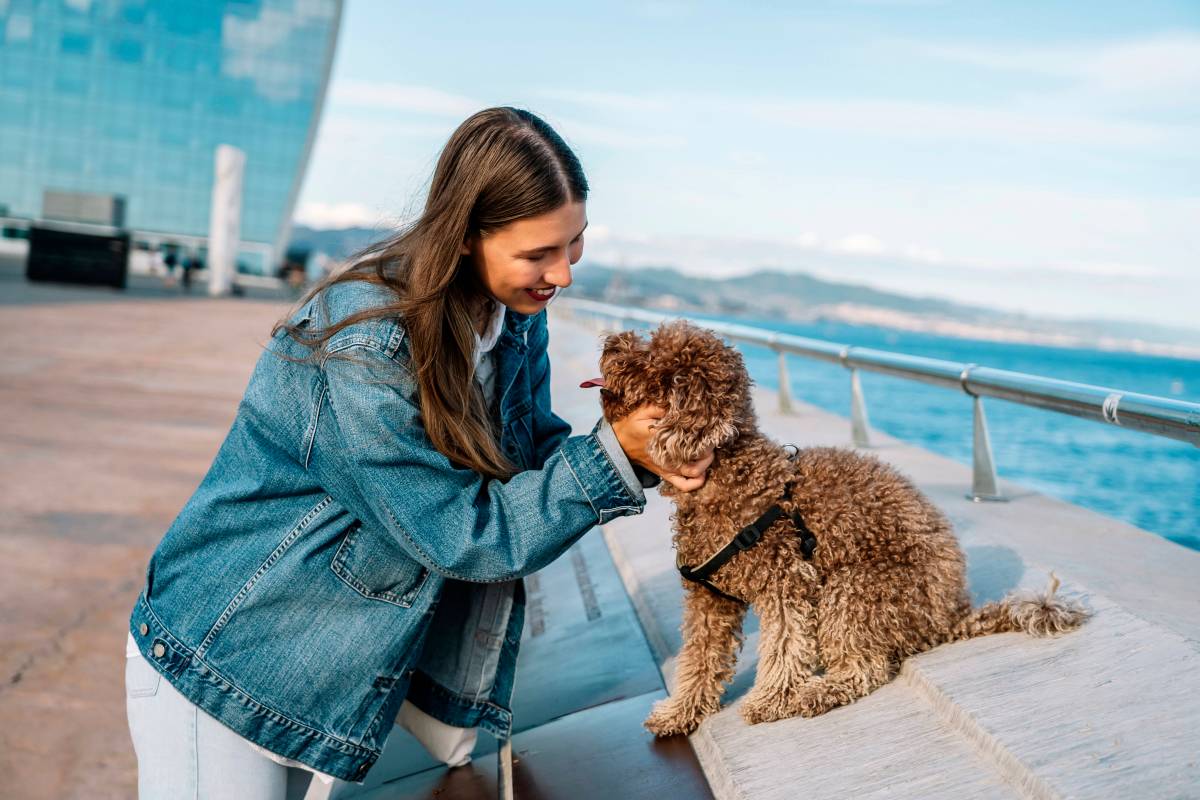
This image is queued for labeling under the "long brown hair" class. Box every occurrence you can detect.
[271,107,588,481]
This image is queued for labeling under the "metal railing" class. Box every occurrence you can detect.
[556,297,1200,502]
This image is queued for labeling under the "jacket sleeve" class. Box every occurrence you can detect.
[313,341,646,584]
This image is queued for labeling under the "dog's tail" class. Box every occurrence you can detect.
[948,572,1089,641]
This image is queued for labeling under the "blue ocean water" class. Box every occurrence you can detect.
[677,312,1200,552]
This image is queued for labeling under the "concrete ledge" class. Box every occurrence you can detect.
[544,308,1200,799]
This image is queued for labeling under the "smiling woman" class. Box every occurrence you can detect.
[461,200,587,321]
[124,105,715,798]
[274,107,596,483]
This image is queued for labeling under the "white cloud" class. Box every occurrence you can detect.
[294,202,385,228]
[332,81,481,116]
[832,234,885,256]
[912,32,1200,109]
[902,245,944,264]
[525,89,1191,153]
[1085,34,1200,94]
[324,85,684,150]
[583,223,612,243]
[547,116,687,150]
[580,225,1169,283]
[739,97,1176,149]
[533,89,670,114]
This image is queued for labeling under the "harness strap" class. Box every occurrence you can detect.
[677,473,817,602]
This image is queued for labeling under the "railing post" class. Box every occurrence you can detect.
[777,349,794,414]
[850,368,871,448]
[968,393,1006,502]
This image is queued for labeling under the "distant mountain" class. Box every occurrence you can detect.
[569,265,1200,357]
[288,225,1200,358]
[566,264,968,316]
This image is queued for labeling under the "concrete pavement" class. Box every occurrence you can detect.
[0,261,299,798]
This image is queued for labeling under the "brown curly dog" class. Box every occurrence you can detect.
[586,319,1089,736]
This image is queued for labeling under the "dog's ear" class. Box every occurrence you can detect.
[596,330,654,420]
[647,325,743,470]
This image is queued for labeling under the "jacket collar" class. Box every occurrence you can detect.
[503,306,537,337]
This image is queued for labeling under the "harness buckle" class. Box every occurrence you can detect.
[733,524,762,550]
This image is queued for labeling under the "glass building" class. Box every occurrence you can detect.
[0,0,342,272]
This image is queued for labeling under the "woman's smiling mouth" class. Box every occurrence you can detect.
[525,287,556,302]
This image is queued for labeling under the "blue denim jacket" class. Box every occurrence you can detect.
[127,279,649,783]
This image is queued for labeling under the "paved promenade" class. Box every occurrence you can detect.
[4,260,1196,798]
[0,261,302,798]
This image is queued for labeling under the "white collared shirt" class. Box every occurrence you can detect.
[472,296,507,402]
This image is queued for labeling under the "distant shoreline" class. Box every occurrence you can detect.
[801,302,1200,362]
[633,296,1200,363]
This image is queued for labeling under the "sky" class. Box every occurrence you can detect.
[294,0,1200,330]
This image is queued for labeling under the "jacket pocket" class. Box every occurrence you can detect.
[330,521,429,607]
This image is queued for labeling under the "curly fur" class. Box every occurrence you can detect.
[595,320,1090,736]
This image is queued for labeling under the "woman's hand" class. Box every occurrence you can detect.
[611,404,714,492]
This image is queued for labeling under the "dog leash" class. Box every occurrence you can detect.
[677,447,817,602]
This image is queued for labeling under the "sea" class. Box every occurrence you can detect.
[673,311,1200,553]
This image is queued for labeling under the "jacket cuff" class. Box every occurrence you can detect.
[593,415,651,501]
[560,418,646,523]
[601,420,661,489]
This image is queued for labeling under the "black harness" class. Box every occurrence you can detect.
[676,446,817,603]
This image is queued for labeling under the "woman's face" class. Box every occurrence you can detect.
[463,200,587,314]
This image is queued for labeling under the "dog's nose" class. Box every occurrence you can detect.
[579,377,607,388]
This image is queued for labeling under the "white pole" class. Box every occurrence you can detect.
[207,144,245,297]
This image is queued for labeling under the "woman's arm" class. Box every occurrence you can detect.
[312,341,645,584]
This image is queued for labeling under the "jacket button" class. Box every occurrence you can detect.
[356,762,370,779]
[152,642,166,658]
[138,623,149,636]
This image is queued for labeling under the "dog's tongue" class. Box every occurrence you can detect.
[579,376,607,389]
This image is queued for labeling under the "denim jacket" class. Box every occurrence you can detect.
[127,279,649,783]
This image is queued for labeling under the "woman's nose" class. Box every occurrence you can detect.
[545,254,573,288]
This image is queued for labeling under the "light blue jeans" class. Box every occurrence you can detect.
[125,643,321,799]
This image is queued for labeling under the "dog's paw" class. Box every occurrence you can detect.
[643,699,703,738]
[740,687,802,725]
[792,682,854,718]
[742,678,839,723]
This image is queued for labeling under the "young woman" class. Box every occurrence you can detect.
[123,107,714,798]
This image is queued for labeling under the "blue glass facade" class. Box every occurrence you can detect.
[0,0,341,264]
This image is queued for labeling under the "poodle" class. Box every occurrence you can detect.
[581,319,1089,736]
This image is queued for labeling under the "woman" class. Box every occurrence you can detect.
[124,106,714,798]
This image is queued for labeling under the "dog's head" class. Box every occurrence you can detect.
[580,319,754,471]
